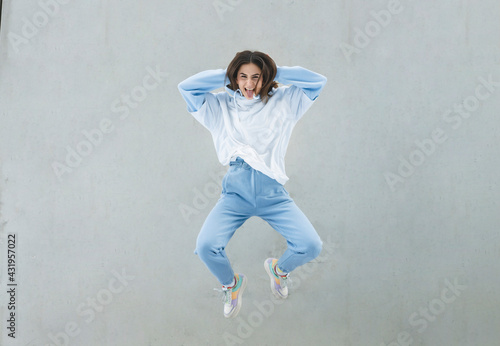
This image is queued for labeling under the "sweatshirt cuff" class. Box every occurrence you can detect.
[275,66,282,83]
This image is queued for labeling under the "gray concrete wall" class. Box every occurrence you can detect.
[1,0,499,345]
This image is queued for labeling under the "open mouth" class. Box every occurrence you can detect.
[245,88,254,98]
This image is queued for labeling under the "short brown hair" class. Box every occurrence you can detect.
[226,50,278,103]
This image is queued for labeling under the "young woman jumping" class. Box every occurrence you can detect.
[178,50,327,318]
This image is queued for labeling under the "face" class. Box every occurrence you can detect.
[236,63,263,100]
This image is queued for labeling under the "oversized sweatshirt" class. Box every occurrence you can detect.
[177,66,327,185]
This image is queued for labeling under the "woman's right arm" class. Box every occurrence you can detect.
[177,69,227,113]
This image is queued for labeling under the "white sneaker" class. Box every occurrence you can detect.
[264,258,288,299]
[222,273,247,318]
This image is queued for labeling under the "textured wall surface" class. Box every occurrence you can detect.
[1,0,499,345]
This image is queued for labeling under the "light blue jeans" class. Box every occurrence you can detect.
[195,157,323,286]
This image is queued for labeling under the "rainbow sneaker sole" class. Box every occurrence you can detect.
[264,258,288,299]
[223,273,247,318]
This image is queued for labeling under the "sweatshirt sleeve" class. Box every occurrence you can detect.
[177,69,227,113]
[275,66,327,101]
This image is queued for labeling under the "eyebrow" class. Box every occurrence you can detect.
[239,73,260,77]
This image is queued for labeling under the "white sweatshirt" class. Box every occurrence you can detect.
[178,66,327,185]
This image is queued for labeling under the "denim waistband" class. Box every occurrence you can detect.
[229,156,251,169]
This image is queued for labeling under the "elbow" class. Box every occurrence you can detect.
[310,75,327,101]
[319,74,327,88]
[177,81,187,94]
[317,74,327,95]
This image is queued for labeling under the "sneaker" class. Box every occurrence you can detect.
[222,273,247,318]
[264,258,288,299]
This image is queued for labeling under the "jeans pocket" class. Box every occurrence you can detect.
[222,166,235,193]
[222,173,228,194]
[223,165,243,194]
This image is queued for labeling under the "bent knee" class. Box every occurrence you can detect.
[306,238,323,259]
[304,237,323,260]
[294,238,322,258]
[195,238,221,258]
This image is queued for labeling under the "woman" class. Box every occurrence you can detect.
[178,50,327,318]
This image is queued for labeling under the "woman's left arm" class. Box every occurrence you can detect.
[274,66,327,101]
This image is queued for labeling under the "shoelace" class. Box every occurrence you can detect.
[279,274,289,289]
[223,288,232,304]
[214,287,232,304]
